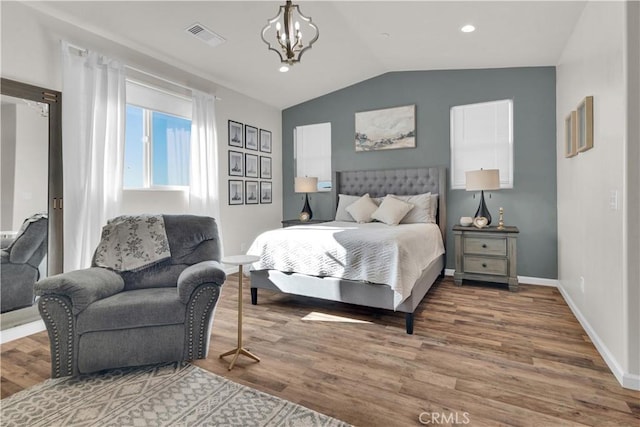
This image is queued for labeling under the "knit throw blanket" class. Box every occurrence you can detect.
[94,215,171,272]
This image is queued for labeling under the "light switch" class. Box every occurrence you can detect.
[609,190,618,211]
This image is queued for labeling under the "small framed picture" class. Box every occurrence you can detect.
[260,181,272,204]
[564,111,577,158]
[228,150,244,176]
[260,156,272,179]
[228,120,243,148]
[245,181,259,204]
[228,180,244,205]
[260,129,272,153]
[245,125,259,150]
[245,153,258,178]
[577,96,594,153]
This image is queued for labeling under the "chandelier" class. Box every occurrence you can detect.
[261,1,319,72]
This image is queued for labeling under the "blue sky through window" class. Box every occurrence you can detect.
[124,105,191,188]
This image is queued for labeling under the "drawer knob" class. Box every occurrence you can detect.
[482,244,487,248]
[482,263,487,268]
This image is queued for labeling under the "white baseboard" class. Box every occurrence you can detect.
[557,284,639,391]
[517,276,558,287]
[0,320,46,344]
[443,269,558,287]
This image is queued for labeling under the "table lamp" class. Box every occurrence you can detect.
[294,176,318,221]
[465,169,500,225]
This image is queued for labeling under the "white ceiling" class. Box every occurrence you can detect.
[28,1,586,109]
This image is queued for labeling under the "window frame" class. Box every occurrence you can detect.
[294,122,332,192]
[450,99,514,190]
[124,103,192,191]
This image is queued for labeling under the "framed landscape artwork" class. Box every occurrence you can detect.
[260,156,272,179]
[245,153,258,178]
[228,180,244,205]
[354,104,416,152]
[228,120,243,148]
[260,182,272,204]
[245,125,259,150]
[228,151,243,176]
[260,129,272,153]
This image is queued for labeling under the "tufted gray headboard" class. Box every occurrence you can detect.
[333,166,447,242]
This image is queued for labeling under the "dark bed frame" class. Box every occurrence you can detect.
[250,166,447,334]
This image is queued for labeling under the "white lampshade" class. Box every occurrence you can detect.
[465,169,500,191]
[294,177,318,193]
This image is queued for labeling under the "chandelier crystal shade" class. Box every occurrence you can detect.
[261,1,319,67]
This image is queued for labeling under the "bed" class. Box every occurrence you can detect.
[249,166,447,334]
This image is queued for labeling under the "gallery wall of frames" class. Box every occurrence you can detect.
[227,120,272,205]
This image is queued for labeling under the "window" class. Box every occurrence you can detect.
[123,81,192,189]
[294,122,332,191]
[450,99,513,190]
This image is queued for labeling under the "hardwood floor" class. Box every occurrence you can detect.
[2,275,639,426]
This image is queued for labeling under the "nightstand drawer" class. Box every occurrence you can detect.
[464,237,506,256]
[464,256,507,276]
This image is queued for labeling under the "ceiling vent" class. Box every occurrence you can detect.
[185,23,226,48]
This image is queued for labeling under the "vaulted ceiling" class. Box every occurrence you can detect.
[27,1,586,109]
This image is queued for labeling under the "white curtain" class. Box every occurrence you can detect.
[61,41,126,271]
[189,90,223,251]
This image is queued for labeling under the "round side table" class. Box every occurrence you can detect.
[219,254,260,370]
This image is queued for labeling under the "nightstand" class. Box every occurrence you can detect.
[281,219,330,228]
[453,225,519,291]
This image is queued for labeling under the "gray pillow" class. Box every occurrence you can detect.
[334,194,361,222]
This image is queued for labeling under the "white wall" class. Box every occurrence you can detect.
[624,0,639,381]
[1,1,282,259]
[13,103,49,230]
[0,101,48,231]
[556,1,638,389]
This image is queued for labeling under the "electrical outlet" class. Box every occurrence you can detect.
[580,276,585,293]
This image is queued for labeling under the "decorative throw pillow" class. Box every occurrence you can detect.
[345,194,379,223]
[392,192,431,224]
[334,194,362,222]
[371,196,414,226]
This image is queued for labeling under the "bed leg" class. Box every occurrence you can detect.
[405,313,414,335]
[251,287,257,305]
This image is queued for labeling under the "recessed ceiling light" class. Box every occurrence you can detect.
[279,65,290,73]
[461,24,476,33]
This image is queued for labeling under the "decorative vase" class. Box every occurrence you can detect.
[460,216,473,227]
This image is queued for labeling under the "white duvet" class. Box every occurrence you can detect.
[247,221,445,308]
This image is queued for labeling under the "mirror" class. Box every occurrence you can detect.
[1,78,62,331]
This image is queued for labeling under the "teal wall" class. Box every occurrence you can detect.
[282,67,557,278]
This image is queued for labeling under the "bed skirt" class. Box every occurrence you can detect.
[249,254,444,333]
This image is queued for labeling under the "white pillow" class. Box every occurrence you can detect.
[393,192,431,224]
[346,194,379,223]
[371,196,414,225]
[335,194,362,221]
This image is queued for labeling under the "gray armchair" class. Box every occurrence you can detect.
[1,214,48,313]
[35,215,226,378]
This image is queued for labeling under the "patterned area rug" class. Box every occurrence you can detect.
[1,362,350,426]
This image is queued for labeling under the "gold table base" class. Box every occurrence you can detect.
[219,261,260,370]
[219,347,260,371]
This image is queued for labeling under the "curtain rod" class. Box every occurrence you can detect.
[125,65,221,100]
[63,41,221,100]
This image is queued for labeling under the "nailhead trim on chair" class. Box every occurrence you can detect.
[39,296,73,377]
[186,285,219,359]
